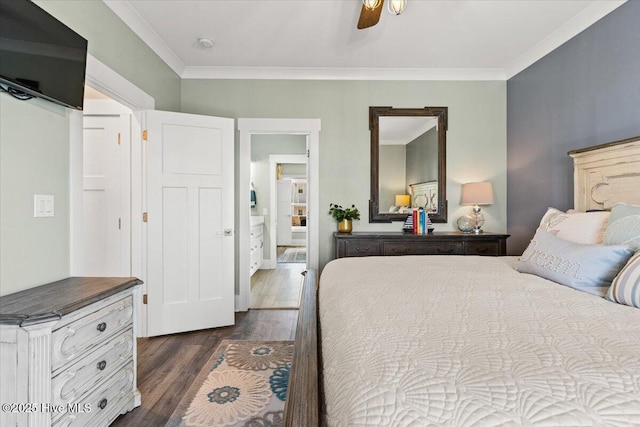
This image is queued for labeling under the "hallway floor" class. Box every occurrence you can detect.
[250,250,305,309]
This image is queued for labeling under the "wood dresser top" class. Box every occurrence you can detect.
[333,231,509,239]
[0,277,142,327]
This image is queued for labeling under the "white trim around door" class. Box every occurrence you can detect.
[71,53,155,336]
[237,119,321,312]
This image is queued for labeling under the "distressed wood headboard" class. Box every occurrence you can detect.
[569,136,640,211]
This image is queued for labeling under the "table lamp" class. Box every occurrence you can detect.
[395,194,411,208]
[460,182,493,234]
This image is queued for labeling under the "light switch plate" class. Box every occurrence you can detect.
[34,195,54,217]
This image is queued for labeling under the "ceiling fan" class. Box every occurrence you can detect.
[357,0,408,29]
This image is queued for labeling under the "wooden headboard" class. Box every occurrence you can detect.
[569,136,640,211]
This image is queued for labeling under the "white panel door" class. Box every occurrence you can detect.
[276,180,292,246]
[82,115,131,276]
[146,110,234,337]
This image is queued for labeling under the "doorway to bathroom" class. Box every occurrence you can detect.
[249,137,307,309]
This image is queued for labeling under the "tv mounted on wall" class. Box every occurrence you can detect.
[0,0,88,110]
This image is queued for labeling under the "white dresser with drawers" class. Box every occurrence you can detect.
[0,277,142,427]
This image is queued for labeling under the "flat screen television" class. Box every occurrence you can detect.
[0,0,88,110]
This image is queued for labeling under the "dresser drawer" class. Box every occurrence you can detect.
[52,328,133,408]
[250,224,263,238]
[343,239,381,257]
[53,365,136,427]
[383,241,463,256]
[465,241,500,256]
[51,295,134,372]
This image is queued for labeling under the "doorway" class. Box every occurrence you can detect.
[237,118,321,312]
[250,146,307,309]
[80,86,132,277]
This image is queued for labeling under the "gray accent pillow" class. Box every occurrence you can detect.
[517,229,633,297]
[604,203,640,252]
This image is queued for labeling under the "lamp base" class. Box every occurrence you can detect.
[472,205,485,235]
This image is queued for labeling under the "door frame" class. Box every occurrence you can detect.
[71,54,155,336]
[270,154,308,267]
[238,119,320,312]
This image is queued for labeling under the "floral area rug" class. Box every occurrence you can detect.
[166,340,293,427]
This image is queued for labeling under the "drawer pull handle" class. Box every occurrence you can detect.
[98,399,108,410]
[96,322,107,332]
[97,360,107,370]
[356,247,369,252]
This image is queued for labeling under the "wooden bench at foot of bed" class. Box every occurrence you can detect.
[284,269,321,426]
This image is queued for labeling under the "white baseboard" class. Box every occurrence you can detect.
[260,258,276,269]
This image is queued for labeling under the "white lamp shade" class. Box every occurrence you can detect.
[460,182,494,206]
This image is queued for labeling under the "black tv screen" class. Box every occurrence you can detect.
[0,0,88,110]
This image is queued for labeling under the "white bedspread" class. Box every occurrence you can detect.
[319,256,640,426]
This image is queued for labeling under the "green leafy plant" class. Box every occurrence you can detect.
[329,203,361,221]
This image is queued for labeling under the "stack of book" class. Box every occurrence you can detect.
[402,214,414,233]
[410,209,433,234]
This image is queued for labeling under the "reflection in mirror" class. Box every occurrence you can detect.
[369,106,448,223]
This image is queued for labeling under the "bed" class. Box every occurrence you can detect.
[283,136,640,426]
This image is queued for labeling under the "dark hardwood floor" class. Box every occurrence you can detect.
[112,309,298,426]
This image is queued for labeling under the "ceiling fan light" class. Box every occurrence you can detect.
[362,0,382,11]
[387,0,407,15]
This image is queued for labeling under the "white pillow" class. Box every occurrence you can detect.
[538,207,610,244]
[517,229,633,297]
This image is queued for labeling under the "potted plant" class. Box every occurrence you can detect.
[329,203,360,233]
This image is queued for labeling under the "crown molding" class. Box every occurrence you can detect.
[505,0,626,79]
[181,66,506,81]
[104,0,626,82]
[103,0,184,76]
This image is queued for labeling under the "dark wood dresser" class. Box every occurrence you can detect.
[334,231,509,258]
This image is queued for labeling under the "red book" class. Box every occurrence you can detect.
[412,209,418,234]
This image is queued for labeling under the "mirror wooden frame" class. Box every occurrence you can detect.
[369,106,448,223]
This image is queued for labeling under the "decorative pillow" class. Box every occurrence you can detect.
[604,203,640,252]
[538,207,610,244]
[517,229,633,297]
[608,202,640,224]
[607,252,640,308]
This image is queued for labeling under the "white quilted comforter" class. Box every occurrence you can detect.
[319,256,640,426]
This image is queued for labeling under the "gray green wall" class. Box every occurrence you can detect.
[0,1,180,295]
[379,145,407,211]
[507,1,640,255]
[182,80,507,269]
[0,96,71,295]
[35,0,181,111]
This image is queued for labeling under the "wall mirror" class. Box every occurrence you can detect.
[369,106,448,223]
